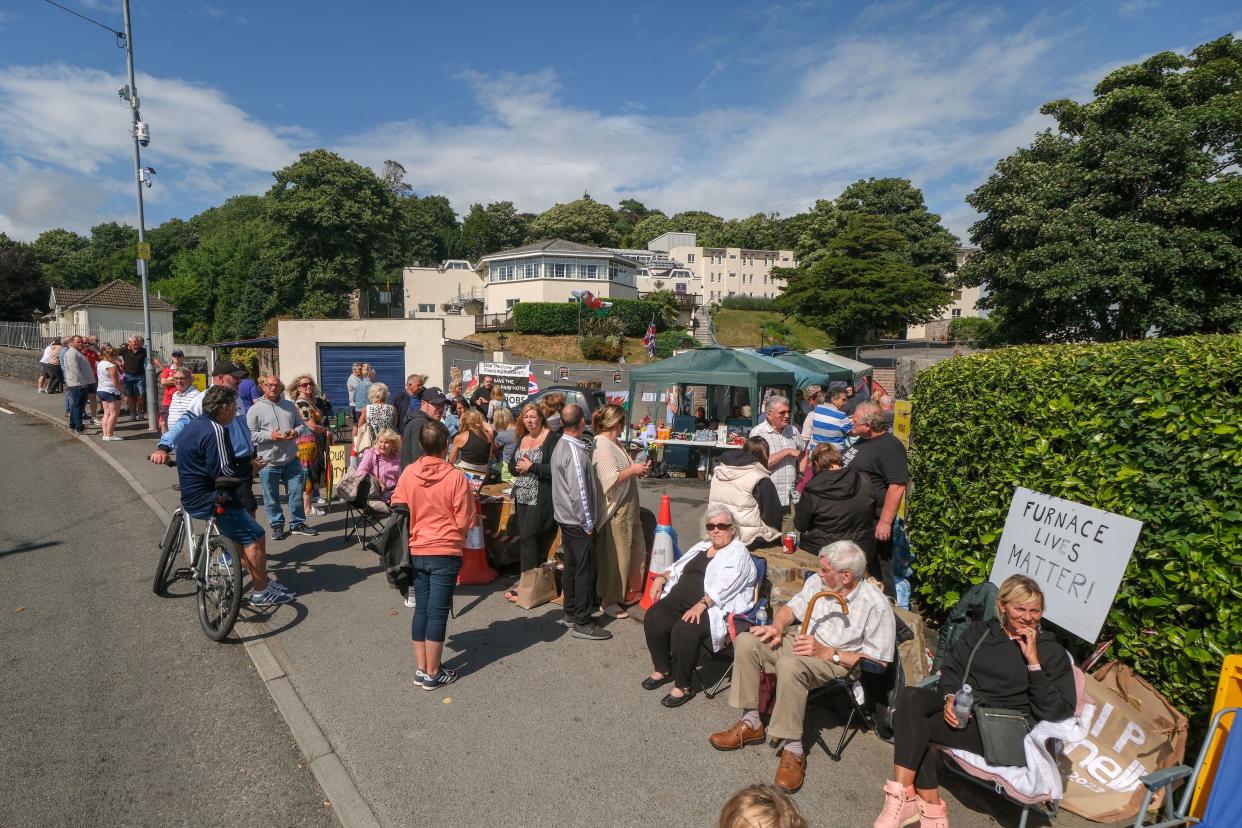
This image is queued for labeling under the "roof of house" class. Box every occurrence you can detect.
[50,280,175,311]
[480,239,638,266]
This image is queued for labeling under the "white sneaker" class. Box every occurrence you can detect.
[404,593,417,608]
[309,506,326,516]
[314,497,328,506]
[102,435,123,442]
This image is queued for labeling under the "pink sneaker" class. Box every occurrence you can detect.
[874,780,919,828]
[918,797,949,828]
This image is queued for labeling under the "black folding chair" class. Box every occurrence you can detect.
[807,657,886,760]
[692,555,768,699]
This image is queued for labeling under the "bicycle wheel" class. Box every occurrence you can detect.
[153,508,186,595]
[197,537,243,642]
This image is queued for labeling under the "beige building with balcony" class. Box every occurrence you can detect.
[644,232,796,304]
[477,239,639,315]
[905,247,985,340]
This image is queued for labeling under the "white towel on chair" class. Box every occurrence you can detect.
[946,717,1087,802]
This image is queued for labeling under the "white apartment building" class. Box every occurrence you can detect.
[905,247,985,340]
[400,259,484,318]
[477,239,639,314]
[643,232,796,304]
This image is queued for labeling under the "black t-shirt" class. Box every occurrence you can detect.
[844,432,909,515]
[666,550,711,611]
[121,346,146,375]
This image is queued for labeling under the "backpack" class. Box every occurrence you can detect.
[931,580,999,674]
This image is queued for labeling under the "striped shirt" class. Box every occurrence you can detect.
[809,403,852,449]
[750,420,799,507]
[167,388,203,432]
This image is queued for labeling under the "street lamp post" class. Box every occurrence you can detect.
[121,0,157,431]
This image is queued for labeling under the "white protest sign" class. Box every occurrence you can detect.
[478,361,529,409]
[990,487,1142,642]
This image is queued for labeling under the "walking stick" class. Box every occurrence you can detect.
[799,590,848,635]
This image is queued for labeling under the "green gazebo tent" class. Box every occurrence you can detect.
[775,352,854,385]
[627,346,797,426]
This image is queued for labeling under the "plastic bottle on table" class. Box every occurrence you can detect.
[953,684,974,729]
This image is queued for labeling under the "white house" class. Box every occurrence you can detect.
[40,281,176,357]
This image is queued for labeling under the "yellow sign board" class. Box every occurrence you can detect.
[328,443,347,500]
[136,242,151,260]
[892,399,912,448]
[191,372,207,391]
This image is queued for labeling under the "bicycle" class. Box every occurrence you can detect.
[153,477,245,642]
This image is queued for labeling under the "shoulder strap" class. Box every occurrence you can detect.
[960,624,990,687]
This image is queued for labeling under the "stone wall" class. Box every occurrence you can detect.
[0,346,40,384]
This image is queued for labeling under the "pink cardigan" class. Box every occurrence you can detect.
[356,448,401,501]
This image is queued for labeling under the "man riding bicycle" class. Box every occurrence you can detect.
[171,385,293,606]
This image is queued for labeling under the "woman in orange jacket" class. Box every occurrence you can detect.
[391,420,477,690]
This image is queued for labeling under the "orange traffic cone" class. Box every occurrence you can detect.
[640,494,677,610]
[457,520,497,585]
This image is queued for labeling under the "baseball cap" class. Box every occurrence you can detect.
[171,349,184,357]
[421,386,448,406]
[212,361,247,378]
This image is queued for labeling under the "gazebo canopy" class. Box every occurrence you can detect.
[774,352,854,385]
[628,346,797,424]
[803,349,874,382]
[750,352,824,390]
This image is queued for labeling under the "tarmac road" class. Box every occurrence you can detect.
[0,407,334,827]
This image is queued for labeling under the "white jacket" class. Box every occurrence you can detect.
[709,461,782,545]
[660,538,758,651]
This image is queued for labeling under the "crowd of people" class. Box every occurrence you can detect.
[39,354,1056,825]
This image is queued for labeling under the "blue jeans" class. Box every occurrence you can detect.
[410,555,462,643]
[258,459,307,530]
[66,386,86,431]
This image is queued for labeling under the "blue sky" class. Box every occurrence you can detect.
[0,0,1238,244]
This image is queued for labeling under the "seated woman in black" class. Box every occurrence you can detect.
[872,574,1076,828]
[793,443,875,555]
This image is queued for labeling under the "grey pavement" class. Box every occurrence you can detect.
[0,377,1102,827]
[0,398,333,827]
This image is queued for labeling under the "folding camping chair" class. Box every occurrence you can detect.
[808,657,888,761]
[694,554,768,699]
[338,474,389,551]
[1132,707,1240,828]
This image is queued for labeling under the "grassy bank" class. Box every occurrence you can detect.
[712,309,832,350]
[466,332,662,365]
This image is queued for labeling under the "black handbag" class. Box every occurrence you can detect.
[958,628,1031,767]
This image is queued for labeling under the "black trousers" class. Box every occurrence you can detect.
[516,502,556,572]
[558,524,597,625]
[643,598,709,691]
[891,685,986,789]
[867,533,896,599]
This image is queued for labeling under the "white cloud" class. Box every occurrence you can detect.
[1118,0,1160,19]
[0,159,117,240]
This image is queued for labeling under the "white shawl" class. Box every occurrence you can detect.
[660,539,758,651]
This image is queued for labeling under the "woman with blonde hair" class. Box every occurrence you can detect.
[591,404,649,617]
[718,784,807,828]
[449,408,494,475]
[355,428,403,505]
[873,574,1076,828]
[487,385,506,423]
[504,402,556,603]
[355,381,395,440]
[491,408,518,470]
[289,374,333,516]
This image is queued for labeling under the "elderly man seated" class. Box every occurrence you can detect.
[709,540,895,794]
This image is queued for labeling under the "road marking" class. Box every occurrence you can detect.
[0,406,14,414]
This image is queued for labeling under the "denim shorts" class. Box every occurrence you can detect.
[98,390,121,402]
[215,507,265,547]
[123,375,144,395]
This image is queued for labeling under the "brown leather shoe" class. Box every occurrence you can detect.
[774,749,806,793]
[709,720,767,751]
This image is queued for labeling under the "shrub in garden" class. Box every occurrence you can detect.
[653,330,700,358]
[512,302,579,334]
[604,298,667,336]
[721,295,776,311]
[908,334,1241,725]
[580,335,623,361]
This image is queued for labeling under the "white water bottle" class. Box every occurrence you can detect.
[953,684,974,729]
[756,605,768,627]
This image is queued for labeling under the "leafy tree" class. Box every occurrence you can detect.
[0,234,47,320]
[718,212,782,250]
[32,228,90,288]
[614,198,652,246]
[947,316,998,344]
[790,199,846,267]
[235,260,276,338]
[167,204,269,342]
[263,149,401,317]
[459,201,528,259]
[146,218,199,283]
[670,210,724,246]
[961,35,1242,342]
[836,177,958,282]
[630,212,674,247]
[380,160,413,197]
[527,194,619,247]
[391,194,459,267]
[774,214,951,344]
[642,289,681,326]
[87,222,141,285]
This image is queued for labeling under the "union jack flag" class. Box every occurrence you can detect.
[526,362,539,394]
[643,318,657,357]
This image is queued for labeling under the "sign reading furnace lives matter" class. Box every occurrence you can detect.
[478,361,529,409]
[990,487,1142,642]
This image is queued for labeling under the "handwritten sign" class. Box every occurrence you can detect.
[328,443,347,500]
[892,400,912,448]
[990,487,1142,642]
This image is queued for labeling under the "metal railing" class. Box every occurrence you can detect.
[474,312,515,332]
[0,321,50,350]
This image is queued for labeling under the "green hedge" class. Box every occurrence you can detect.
[654,330,700,358]
[513,302,579,334]
[721,295,777,311]
[512,299,665,336]
[909,335,1241,724]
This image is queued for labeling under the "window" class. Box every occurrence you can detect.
[952,290,963,300]
[554,263,567,278]
[608,265,618,280]
[584,264,598,278]
[507,298,521,309]
[951,308,962,318]
[687,254,695,263]
[524,262,537,279]
[418,303,435,313]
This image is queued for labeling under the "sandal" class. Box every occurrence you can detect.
[504,589,519,603]
[601,602,629,619]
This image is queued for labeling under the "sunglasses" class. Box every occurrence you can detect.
[298,382,314,388]
[705,522,733,531]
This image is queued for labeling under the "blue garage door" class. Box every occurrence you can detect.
[319,344,405,413]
